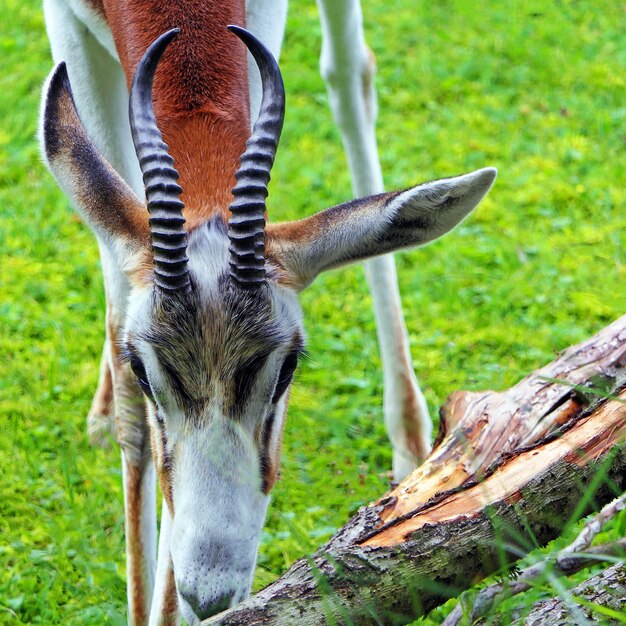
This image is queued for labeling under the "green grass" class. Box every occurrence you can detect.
[1,0,625,624]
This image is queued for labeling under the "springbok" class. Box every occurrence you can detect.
[40,1,496,623]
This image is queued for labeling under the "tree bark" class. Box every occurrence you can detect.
[512,563,626,625]
[204,316,626,625]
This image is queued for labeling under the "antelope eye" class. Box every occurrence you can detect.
[130,355,154,400]
[272,352,299,403]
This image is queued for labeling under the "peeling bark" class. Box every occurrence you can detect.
[204,316,626,626]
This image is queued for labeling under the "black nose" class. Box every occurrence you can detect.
[179,588,235,620]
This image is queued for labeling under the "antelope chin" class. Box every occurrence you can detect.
[176,585,248,624]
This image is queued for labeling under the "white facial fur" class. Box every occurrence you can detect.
[123,223,304,622]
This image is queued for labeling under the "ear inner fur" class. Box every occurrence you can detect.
[265,168,496,290]
[42,62,149,248]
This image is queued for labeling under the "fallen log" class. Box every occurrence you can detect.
[514,563,626,625]
[205,316,626,625]
[442,493,626,626]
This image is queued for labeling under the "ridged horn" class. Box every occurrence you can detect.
[129,28,191,294]
[227,25,285,290]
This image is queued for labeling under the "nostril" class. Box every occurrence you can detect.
[179,588,234,620]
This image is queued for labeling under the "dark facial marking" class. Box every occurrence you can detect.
[234,351,271,408]
[128,353,155,402]
[155,413,174,510]
[272,351,299,404]
[161,359,194,406]
[259,408,276,493]
[154,407,164,425]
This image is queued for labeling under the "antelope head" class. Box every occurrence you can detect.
[41,27,496,621]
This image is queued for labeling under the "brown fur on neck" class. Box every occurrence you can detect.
[102,0,250,224]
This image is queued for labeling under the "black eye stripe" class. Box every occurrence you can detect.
[129,355,154,401]
[259,408,276,492]
[161,361,190,403]
[234,352,271,406]
[272,352,298,404]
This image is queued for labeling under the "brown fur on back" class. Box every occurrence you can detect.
[101,0,250,224]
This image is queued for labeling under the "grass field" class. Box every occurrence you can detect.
[1,0,625,624]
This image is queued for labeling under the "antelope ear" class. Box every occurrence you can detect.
[40,62,149,267]
[266,167,497,290]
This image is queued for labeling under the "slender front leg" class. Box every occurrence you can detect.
[106,252,157,626]
[317,0,432,479]
[363,257,432,478]
[114,357,157,626]
[149,500,179,626]
[86,340,116,447]
[121,447,157,626]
